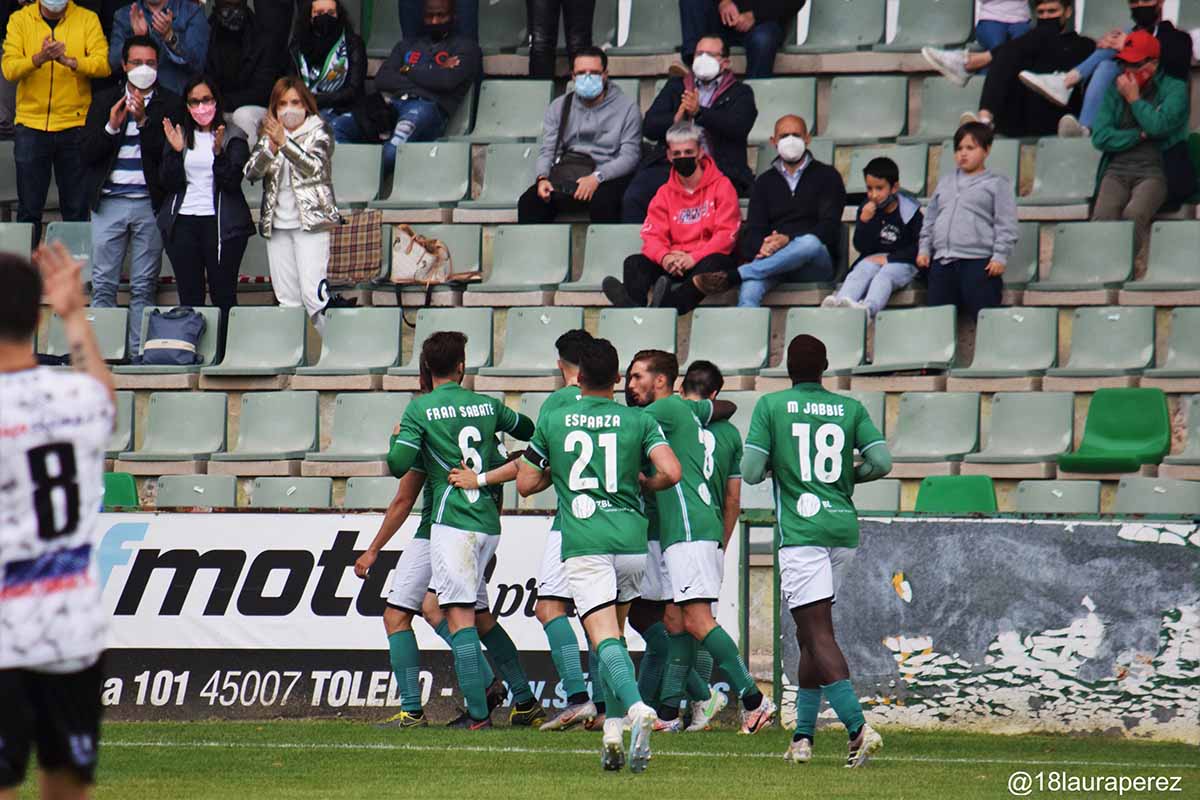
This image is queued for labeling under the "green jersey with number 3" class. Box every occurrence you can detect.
[645,395,724,550]
[703,419,743,520]
[745,383,884,549]
[537,386,582,533]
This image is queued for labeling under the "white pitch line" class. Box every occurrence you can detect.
[103,740,1199,771]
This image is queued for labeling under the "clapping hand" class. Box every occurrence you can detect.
[127,90,147,124]
[34,242,86,320]
[162,117,185,152]
[130,4,150,36]
[213,125,226,154]
[151,7,175,41]
[108,96,128,130]
[718,0,740,27]
[262,114,286,151]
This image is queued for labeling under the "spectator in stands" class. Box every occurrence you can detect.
[1091,31,1192,274]
[399,0,477,40]
[621,34,756,224]
[245,77,339,335]
[157,74,254,359]
[917,122,1019,320]
[82,33,180,360]
[289,0,366,132]
[921,0,1095,138]
[109,0,208,96]
[0,0,29,140]
[602,120,740,314]
[517,46,640,224]
[1018,0,1194,137]
[333,0,479,171]
[822,156,923,318]
[2,0,109,229]
[691,114,845,308]
[680,0,803,79]
[204,0,283,143]
[973,0,1032,56]
[527,0,593,78]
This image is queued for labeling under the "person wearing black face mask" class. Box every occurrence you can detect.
[287,0,367,126]
[205,0,285,144]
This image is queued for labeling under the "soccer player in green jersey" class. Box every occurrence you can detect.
[386,332,542,729]
[517,338,682,773]
[627,350,776,735]
[742,334,892,768]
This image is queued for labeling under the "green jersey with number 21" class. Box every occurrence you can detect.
[745,384,885,549]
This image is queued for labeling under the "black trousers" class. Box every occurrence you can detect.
[622,252,735,314]
[927,258,1002,320]
[164,214,249,357]
[517,173,632,223]
[528,0,595,78]
[979,39,1078,137]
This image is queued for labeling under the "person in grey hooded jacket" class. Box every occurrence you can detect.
[517,46,642,224]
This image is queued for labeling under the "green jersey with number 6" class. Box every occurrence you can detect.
[645,395,724,550]
[526,395,669,560]
[745,383,885,549]
[536,386,582,533]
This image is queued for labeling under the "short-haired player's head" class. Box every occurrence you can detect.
[681,360,724,400]
[555,329,593,366]
[0,253,42,344]
[628,349,678,406]
[578,338,620,391]
[786,334,828,385]
[421,330,467,379]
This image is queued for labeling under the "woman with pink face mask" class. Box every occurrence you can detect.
[157,74,255,359]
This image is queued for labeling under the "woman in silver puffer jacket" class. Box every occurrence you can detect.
[245,77,340,333]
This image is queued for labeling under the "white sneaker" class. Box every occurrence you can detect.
[540,700,596,731]
[958,110,980,126]
[686,689,728,732]
[1057,114,1089,138]
[845,723,883,768]
[1019,70,1073,107]
[738,693,777,735]
[921,46,970,87]
[820,294,841,309]
[784,737,813,764]
[845,298,870,313]
[601,717,625,771]
[627,701,657,773]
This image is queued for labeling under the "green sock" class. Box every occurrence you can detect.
[543,616,587,702]
[596,637,641,718]
[685,645,714,702]
[659,633,695,717]
[387,631,423,713]
[637,621,669,706]
[436,619,495,686]
[481,624,534,704]
[450,626,489,720]
[794,687,822,741]
[822,679,866,738]
[701,625,758,701]
[587,645,609,710]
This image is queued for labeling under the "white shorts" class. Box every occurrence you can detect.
[430,524,500,610]
[663,540,724,604]
[386,537,432,613]
[536,528,572,602]
[779,546,856,610]
[640,540,671,602]
[565,553,646,619]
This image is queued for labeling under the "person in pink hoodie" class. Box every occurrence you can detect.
[603,120,740,314]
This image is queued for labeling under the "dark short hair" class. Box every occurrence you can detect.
[578,338,620,390]
[422,330,467,378]
[696,34,729,58]
[786,335,828,384]
[954,121,995,151]
[555,329,594,366]
[632,349,678,387]
[573,45,608,71]
[123,34,159,63]
[0,253,42,343]
[1031,0,1071,10]
[863,156,900,186]
[682,360,724,399]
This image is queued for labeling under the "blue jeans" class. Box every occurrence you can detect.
[679,0,785,78]
[399,0,478,39]
[89,196,164,360]
[1078,52,1119,129]
[330,97,447,171]
[974,19,1032,52]
[736,234,833,307]
[834,258,918,318]
[13,125,89,227]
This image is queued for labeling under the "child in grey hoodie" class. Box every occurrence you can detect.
[917,122,1020,319]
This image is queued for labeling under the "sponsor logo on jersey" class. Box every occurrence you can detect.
[797,493,821,518]
[0,544,92,599]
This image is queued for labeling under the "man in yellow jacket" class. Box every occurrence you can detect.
[2,0,109,229]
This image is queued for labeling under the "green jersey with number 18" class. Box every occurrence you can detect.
[745,383,885,549]
[644,395,724,550]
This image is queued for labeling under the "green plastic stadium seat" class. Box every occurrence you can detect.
[388,308,493,378]
[106,391,134,457]
[889,392,980,463]
[1144,309,1200,380]
[761,307,866,378]
[1004,221,1040,288]
[200,306,307,376]
[250,477,333,509]
[722,391,761,440]
[0,221,33,258]
[236,236,273,292]
[43,309,128,363]
[841,390,885,434]
[371,142,470,209]
[0,141,16,206]
[478,0,528,52]
[740,478,775,510]
[901,79,984,143]
[1045,306,1153,378]
[449,80,552,142]
[609,0,681,54]
[112,306,221,374]
[820,76,908,143]
[875,0,974,51]
[559,225,646,292]
[45,221,93,282]
[755,139,835,174]
[294,308,401,376]
[746,79,816,143]
[844,144,928,196]
[949,306,1057,378]
[787,0,884,52]
[1015,480,1101,515]
[1057,388,1169,473]
[408,224,482,275]
[468,225,570,292]
[1019,138,1103,205]
[211,391,319,461]
[935,137,1020,190]
[103,472,139,509]
[686,308,770,375]
[852,306,956,375]
[1164,400,1200,466]
[118,392,227,460]
[478,307,584,377]
[597,308,677,370]
[1180,0,1200,29]
[457,143,540,209]
[331,144,383,207]
[1028,222,1134,291]
[1079,0,1129,39]
[155,475,237,509]
[1112,477,1200,518]
[518,392,553,425]
[344,476,407,510]
[307,393,413,462]
[853,478,900,513]
[965,392,1073,464]
[365,0,404,56]
[913,475,997,515]
[1122,222,1200,292]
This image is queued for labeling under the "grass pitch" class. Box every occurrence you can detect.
[24,720,1199,800]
